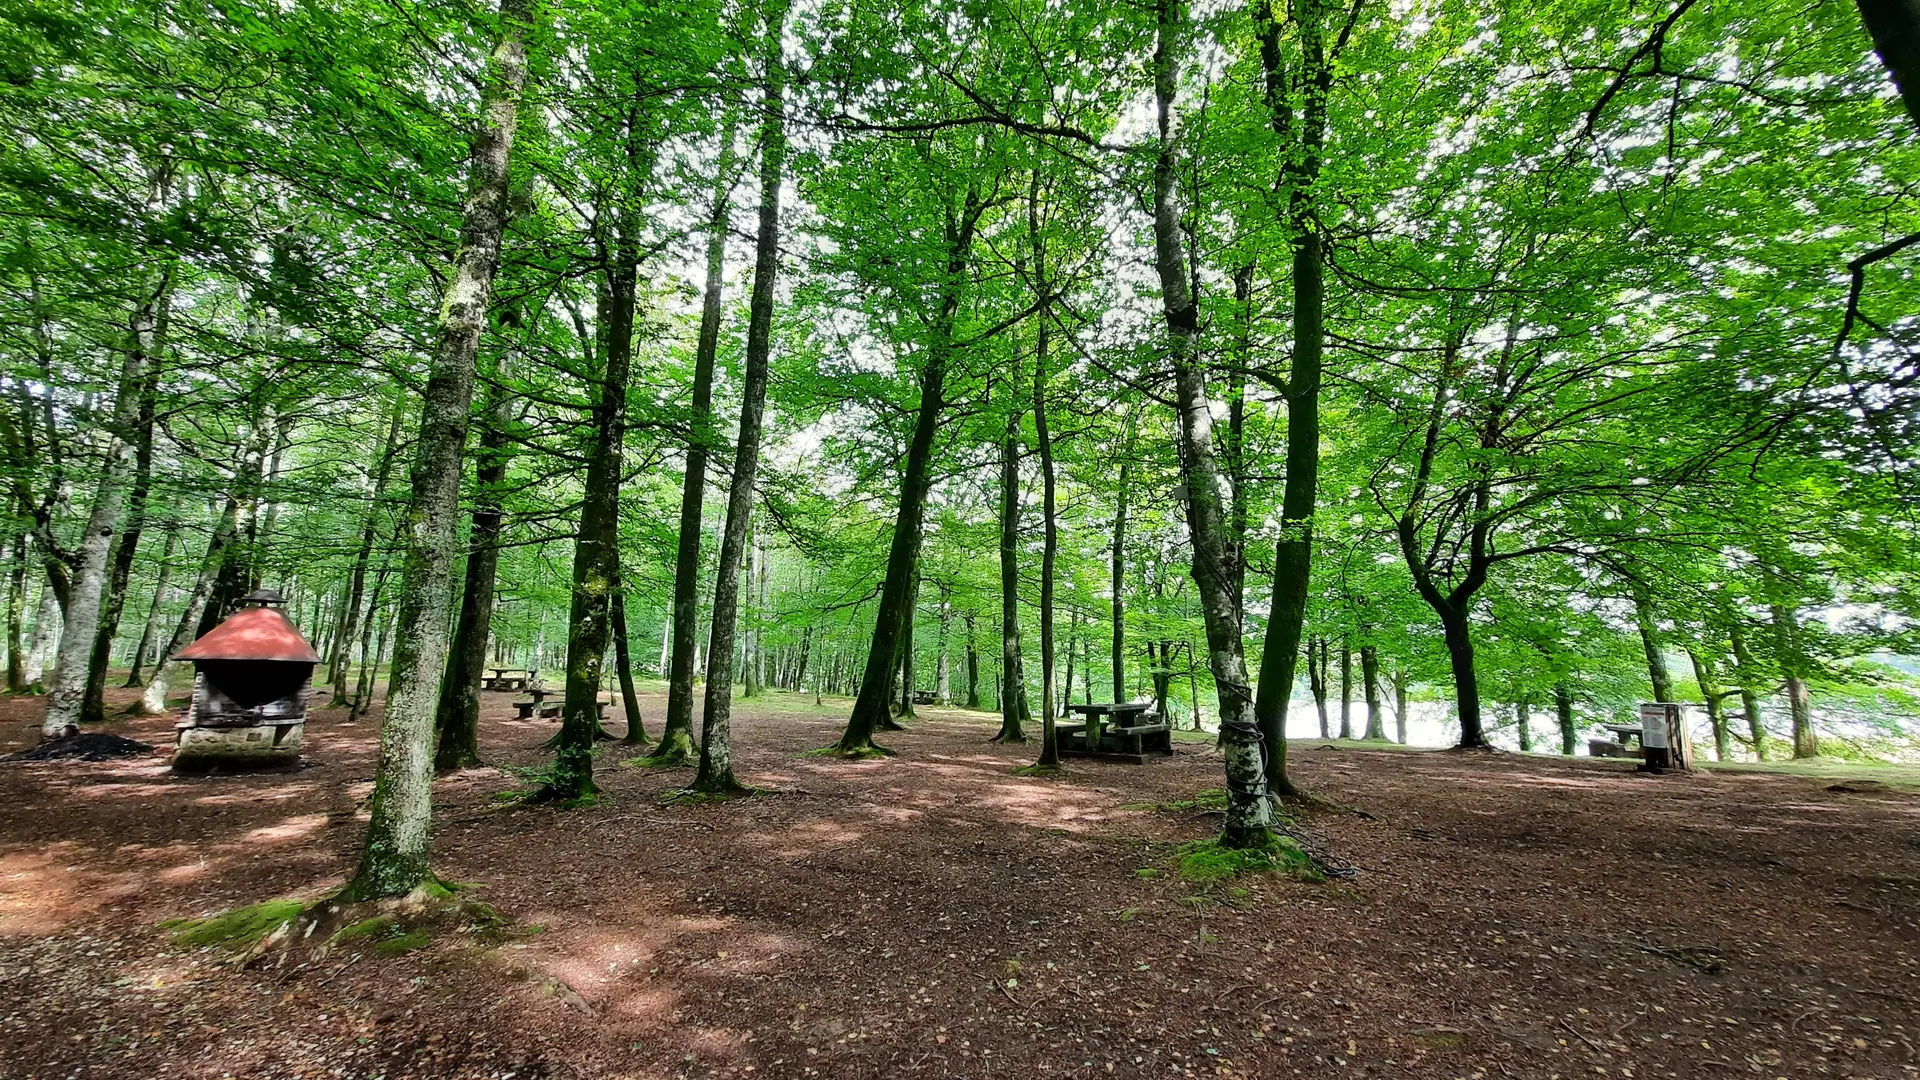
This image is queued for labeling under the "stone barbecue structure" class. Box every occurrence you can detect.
[171,588,320,772]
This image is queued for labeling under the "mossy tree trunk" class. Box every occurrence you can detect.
[1150,0,1270,846]
[692,27,784,794]
[348,0,531,898]
[1555,682,1576,755]
[1633,588,1674,702]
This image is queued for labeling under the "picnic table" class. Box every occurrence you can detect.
[513,686,612,722]
[483,667,534,692]
[911,690,937,705]
[1059,702,1172,764]
[1603,723,1645,748]
[1589,722,1648,759]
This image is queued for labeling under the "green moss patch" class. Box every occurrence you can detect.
[374,930,434,956]
[334,914,398,942]
[161,899,305,949]
[1177,835,1322,884]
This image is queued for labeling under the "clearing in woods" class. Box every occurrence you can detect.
[1,686,1915,1079]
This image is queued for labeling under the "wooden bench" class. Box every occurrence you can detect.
[911,690,937,705]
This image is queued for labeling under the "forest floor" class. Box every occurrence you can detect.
[2,684,1917,1080]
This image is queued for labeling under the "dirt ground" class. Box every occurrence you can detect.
[1,685,1916,1080]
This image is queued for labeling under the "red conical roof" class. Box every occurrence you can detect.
[174,605,321,663]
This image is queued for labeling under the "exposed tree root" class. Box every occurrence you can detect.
[809,742,896,760]
[162,880,525,969]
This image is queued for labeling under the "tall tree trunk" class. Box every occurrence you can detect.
[124,526,175,686]
[1555,682,1576,755]
[1633,588,1674,702]
[656,110,740,768]
[692,31,784,793]
[81,328,161,723]
[433,375,512,773]
[1337,636,1352,739]
[835,186,981,757]
[742,534,763,699]
[7,531,27,693]
[1769,601,1818,758]
[1029,176,1061,770]
[1361,644,1383,740]
[1150,0,1270,846]
[892,575,917,724]
[1728,621,1768,760]
[1392,668,1408,744]
[1514,698,1531,752]
[1439,608,1484,745]
[24,574,59,692]
[1249,0,1329,798]
[547,222,643,800]
[349,559,394,724]
[963,613,980,708]
[348,0,531,899]
[1308,636,1328,738]
[44,271,167,738]
[1688,647,1730,761]
[611,568,648,746]
[1111,455,1128,703]
[992,352,1031,744]
[330,396,406,700]
[935,585,952,705]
